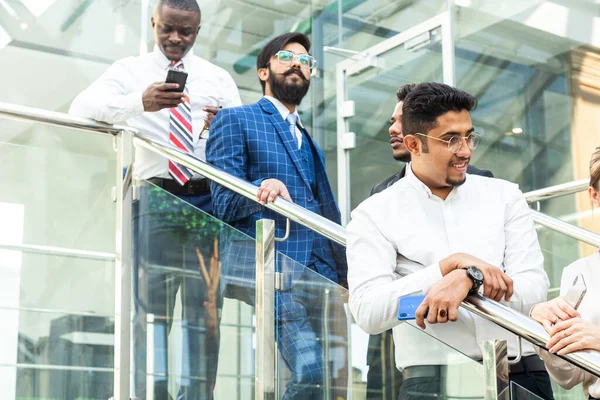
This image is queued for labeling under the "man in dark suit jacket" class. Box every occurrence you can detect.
[366,84,493,400]
[207,32,346,400]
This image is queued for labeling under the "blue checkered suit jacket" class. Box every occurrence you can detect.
[206,97,347,287]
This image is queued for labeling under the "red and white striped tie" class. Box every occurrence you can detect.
[168,60,193,185]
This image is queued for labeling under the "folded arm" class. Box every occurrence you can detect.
[347,206,443,334]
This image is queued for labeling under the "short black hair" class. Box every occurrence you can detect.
[396,83,417,102]
[256,32,311,94]
[402,82,477,148]
[157,0,200,14]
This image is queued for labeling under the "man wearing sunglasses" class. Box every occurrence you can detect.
[207,33,346,399]
[347,82,553,399]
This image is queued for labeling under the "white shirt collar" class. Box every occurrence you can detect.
[405,162,433,197]
[405,162,461,201]
[152,44,195,71]
[263,95,304,128]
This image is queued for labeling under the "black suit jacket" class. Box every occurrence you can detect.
[370,164,494,196]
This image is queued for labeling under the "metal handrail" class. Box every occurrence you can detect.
[0,101,137,136]
[531,210,600,247]
[464,295,600,377]
[524,178,590,203]
[2,102,600,378]
[133,136,348,246]
[0,242,116,261]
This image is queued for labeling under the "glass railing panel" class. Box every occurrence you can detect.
[0,119,117,253]
[511,381,547,400]
[0,308,113,369]
[273,251,350,399]
[0,252,114,314]
[353,316,487,399]
[133,181,258,400]
[0,365,113,400]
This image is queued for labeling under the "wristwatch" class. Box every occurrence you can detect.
[462,266,484,294]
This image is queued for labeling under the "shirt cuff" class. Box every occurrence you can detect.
[127,91,145,114]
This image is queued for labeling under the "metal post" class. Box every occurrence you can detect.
[441,9,456,86]
[482,340,509,400]
[256,219,276,400]
[114,130,133,400]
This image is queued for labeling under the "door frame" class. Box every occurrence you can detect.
[335,10,456,224]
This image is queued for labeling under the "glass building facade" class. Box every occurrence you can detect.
[0,0,599,399]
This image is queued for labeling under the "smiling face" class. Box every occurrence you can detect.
[405,109,474,199]
[152,5,200,61]
[258,42,311,106]
[389,101,410,162]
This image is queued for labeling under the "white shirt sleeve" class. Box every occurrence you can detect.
[347,203,444,335]
[502,187,550,313]
[69,58,144,124]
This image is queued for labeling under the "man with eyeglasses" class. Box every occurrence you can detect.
[365,83,494,400]
[347,82,553,399]
[207,32,347,399]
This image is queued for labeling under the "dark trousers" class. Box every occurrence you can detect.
[397,365,554,400]
[133,185,221,400]
[366,330,402,400]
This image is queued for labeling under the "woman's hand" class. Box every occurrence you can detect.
[530,297,579,332]
[546,317,600,355]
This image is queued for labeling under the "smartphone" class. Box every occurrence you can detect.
[397,295,426,321]
[563,273,587,310]
[165,68,188,92]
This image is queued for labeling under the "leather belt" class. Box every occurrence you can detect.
[402,365,442,380]
[148,177,210,195]
[402,355,547,381]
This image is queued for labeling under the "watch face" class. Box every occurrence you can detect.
[469,266,484,281]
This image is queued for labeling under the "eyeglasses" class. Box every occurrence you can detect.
[273,50,317,70]
[413,132,481,154]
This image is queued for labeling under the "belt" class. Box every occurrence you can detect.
[402,355,547,381]
[402,365,442,380]
[148,177,210,195]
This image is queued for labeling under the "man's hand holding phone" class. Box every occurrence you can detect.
[142,69,189,112]
[142,82,185,112]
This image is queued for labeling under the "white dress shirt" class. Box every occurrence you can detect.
[69,45,242,180]
[347,164,549,368]
[535,252,600,398]
[264,95,304,148]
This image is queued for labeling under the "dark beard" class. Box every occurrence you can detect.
[446,175,467,187]
[393,152,411,163]
[269,67,310,105]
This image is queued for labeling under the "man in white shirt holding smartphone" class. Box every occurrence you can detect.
[69,1,241,399]
[347,82,553,399]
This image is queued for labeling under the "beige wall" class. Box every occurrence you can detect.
[569,46,600,256]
